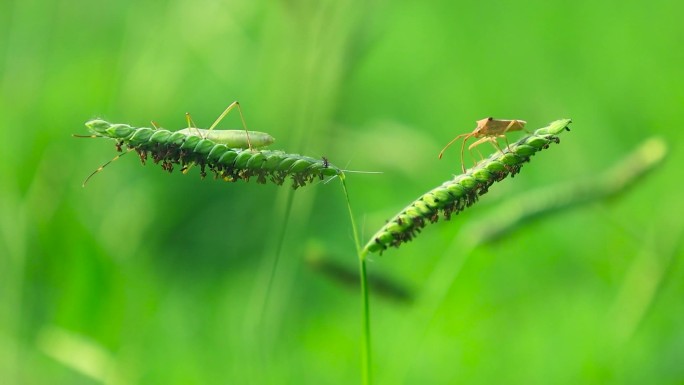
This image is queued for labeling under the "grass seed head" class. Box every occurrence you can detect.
[80,119,342,189]
[364,119,572,255]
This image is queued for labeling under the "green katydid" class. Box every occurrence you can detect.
[178,101,274,149]
[438,117,527,173]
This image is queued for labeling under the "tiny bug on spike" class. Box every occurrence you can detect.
[438,117,527,173]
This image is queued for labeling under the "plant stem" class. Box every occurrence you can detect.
[359,254,371,385]
[340,174,372,385]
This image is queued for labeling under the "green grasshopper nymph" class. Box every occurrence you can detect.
[439,117,527,173]
[177,101,274,149]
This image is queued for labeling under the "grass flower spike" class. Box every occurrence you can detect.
[80,119,341,189]
[363,119,572,255]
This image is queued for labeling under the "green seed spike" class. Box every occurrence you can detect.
[80,119,341,189]
[363,119,572,255]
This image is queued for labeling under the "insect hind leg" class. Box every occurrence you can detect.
[502,119,526,150]
[184,112,205,138]
[208,101,253,150]
[466,136,505,169]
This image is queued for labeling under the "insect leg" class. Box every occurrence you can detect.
[468,136,492,150]
[471,135,505,154]
[502,119,527,149]
[438,133,470,159]
[208,101,253,150]
[465,144,484,169]
[490,136,505,154]
[463,136,491,171]
[502,135,511,150]
[465,136,506,172]
[185,112,204,138]
[502,120,519,150]
[185,112,197,128]
[82,148,135,187]
[459,133,475,173]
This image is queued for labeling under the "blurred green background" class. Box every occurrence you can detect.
[2,0,683,383]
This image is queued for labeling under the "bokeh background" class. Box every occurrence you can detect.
[2,0,682,383]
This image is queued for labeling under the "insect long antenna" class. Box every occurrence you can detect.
[82,148,135,187]
[341,169,384,174]
[322,168,383,184]
[438,133,470,159]
[338,159,384,175]
[72,134,102,139]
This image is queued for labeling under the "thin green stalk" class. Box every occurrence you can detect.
[340,174,371,385]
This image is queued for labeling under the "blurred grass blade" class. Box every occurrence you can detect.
[37,327,126,385]
[306,247,413,303]
[461,137,668,246]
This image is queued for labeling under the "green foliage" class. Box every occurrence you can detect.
[2,0,683,384]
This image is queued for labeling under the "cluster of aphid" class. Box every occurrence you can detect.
[363,119,571,254]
